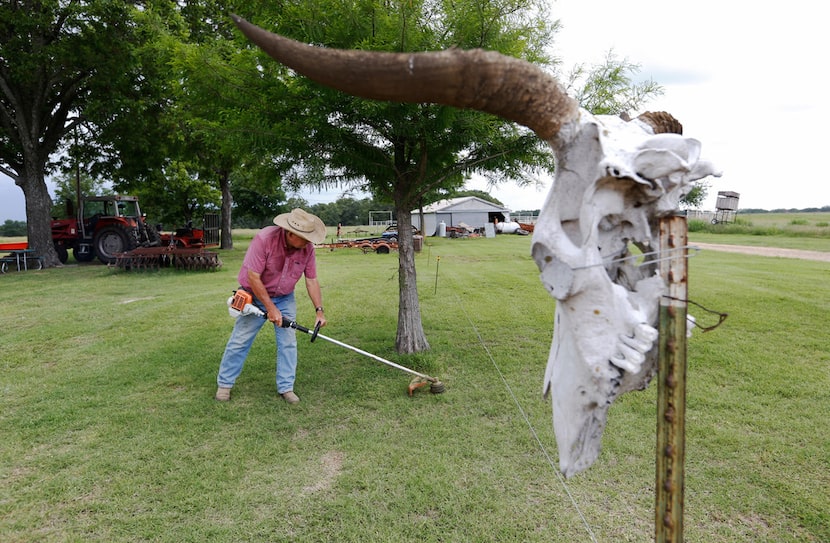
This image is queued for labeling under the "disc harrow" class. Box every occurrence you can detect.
[112,247,222,271]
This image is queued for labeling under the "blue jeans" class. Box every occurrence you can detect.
[217,293,298,394]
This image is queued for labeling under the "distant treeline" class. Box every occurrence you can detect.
[0,220,26,236]
[740,206,830,214]
[294,189,505,228]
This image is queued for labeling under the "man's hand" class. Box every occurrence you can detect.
[248,269,281,326]
[267,306,283,327]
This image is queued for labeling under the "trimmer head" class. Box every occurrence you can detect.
[408,376,445,396]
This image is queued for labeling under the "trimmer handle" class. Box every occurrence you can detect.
[281,319,321,342]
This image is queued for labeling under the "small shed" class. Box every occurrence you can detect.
[411,196,509,236]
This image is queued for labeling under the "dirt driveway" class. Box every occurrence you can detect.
[693,243,830,262]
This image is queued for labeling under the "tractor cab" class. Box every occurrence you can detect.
[79,196,142,234]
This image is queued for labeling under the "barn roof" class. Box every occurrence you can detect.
[412,196,508,213]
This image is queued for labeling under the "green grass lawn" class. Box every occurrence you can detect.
[689,211,830,250]
[1,232,828,542]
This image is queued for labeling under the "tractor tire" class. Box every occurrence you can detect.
[141,221,162,246]
[94,225,136,264]
[54,242,68,264]
[73,246,95,262]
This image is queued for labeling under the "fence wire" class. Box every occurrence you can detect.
[451,289,599,543]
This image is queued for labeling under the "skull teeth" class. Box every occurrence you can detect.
[610,350,642,373]
[610,323,658,374]
[633,323,659,343]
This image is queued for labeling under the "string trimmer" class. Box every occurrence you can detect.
[227,290,445,396]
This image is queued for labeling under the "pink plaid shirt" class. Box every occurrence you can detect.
[238,226,317,297]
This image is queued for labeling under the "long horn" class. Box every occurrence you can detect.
[637,111,683,135]
[232,15,578,141]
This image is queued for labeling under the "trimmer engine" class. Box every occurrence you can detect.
[227,289,265,318]
[230,289,254,312]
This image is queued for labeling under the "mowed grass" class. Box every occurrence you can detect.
[1,232,828,542]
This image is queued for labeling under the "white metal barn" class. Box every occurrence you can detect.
[411,196,509,236]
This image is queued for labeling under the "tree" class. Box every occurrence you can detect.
[309,197,386,228]
[126,161,221,230]
[156,4,312,250]
[566,51,663,116]
[680,180,709,209]
[230,167,288,228]
[161,36,256,249]
[253,0,560,353]
[0,1,176,266]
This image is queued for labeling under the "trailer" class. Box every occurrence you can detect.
[319,238,398,254]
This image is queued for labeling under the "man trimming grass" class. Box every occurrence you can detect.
[215,208,328,404]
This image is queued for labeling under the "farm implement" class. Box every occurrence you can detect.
[318,224,424,253]
[111,221,222,271]
[111,245,222,271]
[319,238,398,254]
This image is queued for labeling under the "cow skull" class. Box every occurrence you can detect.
[231,16,720,476]
[532,113,719,476]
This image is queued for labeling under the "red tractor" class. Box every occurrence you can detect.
[51,195,162,265]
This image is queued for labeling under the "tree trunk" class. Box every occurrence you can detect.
[220,171,233,250]
[21,164,60,268]
[394,206,430,353]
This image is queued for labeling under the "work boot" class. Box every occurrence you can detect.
[280,391,300,404]
[215,387,231,402]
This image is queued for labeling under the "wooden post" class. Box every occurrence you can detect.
[655,214,688,543]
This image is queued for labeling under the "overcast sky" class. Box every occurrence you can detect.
[2,0,827,222]
[467,0,830,212]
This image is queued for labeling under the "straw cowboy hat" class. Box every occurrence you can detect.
[273,208,327,244]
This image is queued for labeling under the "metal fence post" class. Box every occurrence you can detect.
[656,213,688,542]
